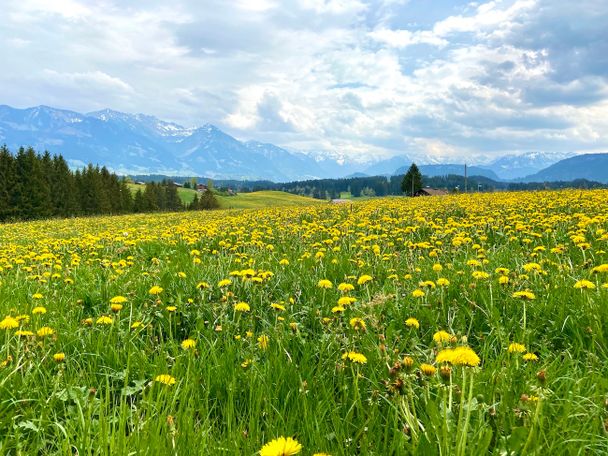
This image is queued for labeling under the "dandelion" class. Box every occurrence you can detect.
[574,280,595,289]
[337,283,354,293]
[331,306,345,313]
[15,330,34,336]
[405,317,420,329]
[110,296,128,304]
[433,330,452,344]
[181,339,196,350]
[218,279,232,287]
[420,363,437,376]
[154,374,176,385]
[512,291,536,300]
[317,279,333,289]
[32,306,47,315]
[437,278,450,287]
[0,316,19,330]
[32,293,44,299]
[523,352,539,362]
[234,302,251,312]
[166,306,177,312]
[96,316,113,325]
[271,303,286,311]
[435,346,480,367]
[337,296,356,306]
[131,321,143,329]
[110,303,123,312]
[498,275,510,285]
[259,436,302,456]
[342,351,367,364]
[411,289,425,298]
[508,343,526,353]
[357,275,373,285]
[432,263,443,272]
[37,326,55,337]
[53,352,65,363]
[149,285,163,295]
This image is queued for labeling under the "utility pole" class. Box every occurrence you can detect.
[464,163,468,193]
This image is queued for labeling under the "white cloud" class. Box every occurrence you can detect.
[0,0,606,162]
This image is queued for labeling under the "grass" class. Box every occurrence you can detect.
[128,183,322,209]
[0,190,607,455]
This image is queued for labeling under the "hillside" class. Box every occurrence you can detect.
[126,184,322,209]
[522,153,608,183]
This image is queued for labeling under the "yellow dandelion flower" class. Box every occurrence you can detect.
[405,317,420,329]
[357,275,373,285]
[218,279,232,287]
[331,306,345,313]
[574,280,595,289]
[337,283,354,293]
[512,291,536,300]
[110,296,128,304]
[96,316,113,325]
[154,374,176,385]
[0,316,19,330]
[317,279,333,289]
[181,339,196,349]
[341,351,367,364]
[166,306,177,312]
[131,321,143,329]
[32,306,47,315]
[53,352,65,363]
[411,289,425,298]
[15,330,34,336]
[420,363,437,376]
[523,352,539,362]
[234,302,251,312]
[149,286,164,295]
[508,343,526,353]
[437,278,450,287]
[433,330,452,344]
[259,436,302,456]
[337,296,356,306]
[37,326,55,336]
[110,303,123,312]
[271,303,286,311]
[32,293,44,299]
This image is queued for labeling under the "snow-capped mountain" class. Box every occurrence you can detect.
[0,105,348,181]
[481,152,573,180]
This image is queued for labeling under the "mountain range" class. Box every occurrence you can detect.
[0,104,605,183]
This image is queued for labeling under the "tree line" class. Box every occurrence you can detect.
[0,146,218,222]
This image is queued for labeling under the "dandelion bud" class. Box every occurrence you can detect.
[402,356,414,369]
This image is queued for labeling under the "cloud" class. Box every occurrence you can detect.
[0,0,606,163]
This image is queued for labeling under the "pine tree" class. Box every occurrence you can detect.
[0,145,16,221]
[401,163,423,197]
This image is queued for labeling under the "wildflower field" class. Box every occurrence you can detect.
[0,190,607,455]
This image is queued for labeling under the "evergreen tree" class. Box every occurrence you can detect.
[401,163,423,197]
[199,189,220,210]
[0,145,16,221]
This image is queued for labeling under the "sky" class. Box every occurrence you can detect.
[1,0,607,163]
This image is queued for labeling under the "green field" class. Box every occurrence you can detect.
[1,190,607,454]
[128,184,322,209]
